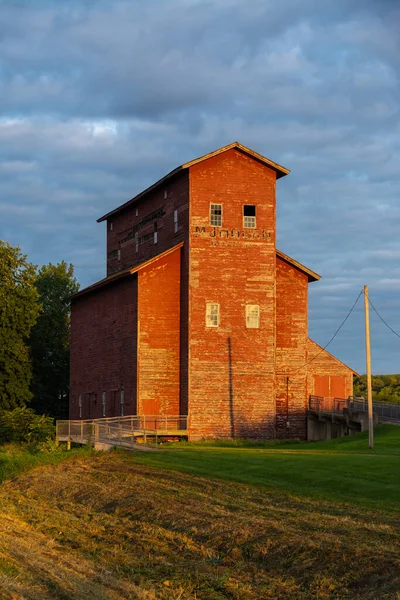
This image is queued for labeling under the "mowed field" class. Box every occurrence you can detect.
[0,425,399,600]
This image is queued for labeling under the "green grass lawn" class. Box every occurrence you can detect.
[132,424,400,511]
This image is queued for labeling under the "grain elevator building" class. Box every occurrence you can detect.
[70,142,355,439]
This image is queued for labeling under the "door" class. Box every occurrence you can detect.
[313,375,330,397]
[330,376,346,399]
[111,391,117,417]
[142,399,161,429]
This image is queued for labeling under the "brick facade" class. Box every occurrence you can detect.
[106,171,189,276]
[188,150,276,439]
[306,339,354,400]
[137,247,181,416]
[70,142,355,439]
[275,256,309,439]
[70,276,138,420]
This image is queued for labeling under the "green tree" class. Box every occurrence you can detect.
[353,374,400,405]
[0,407,55,444]
[0,241,40,409]
[30,262,79,419]
[353,375,367,398]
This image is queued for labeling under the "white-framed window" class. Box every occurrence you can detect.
[110,222,113,231]
[78,394,82,419]
[206,303,220,328]
[120,390,124,417]
[246,304,260,328]
[243,205,256,228]
[102,392,106,417]
[174,209,178,233]
[164,190,168,199]
[210,204,222,227]
[135,232,139,253]
[135,208,139,216]
[117,249,121,261]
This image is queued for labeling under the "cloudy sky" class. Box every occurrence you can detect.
[1,0,399,374]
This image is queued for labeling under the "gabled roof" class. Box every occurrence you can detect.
[71,243,184,300]
[97,142,289,223]
[307,338,359,376]
[181,142,289,177]
[276,249,320,282]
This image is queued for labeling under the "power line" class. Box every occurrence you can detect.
[368,296,400,340]
[277,288,364,376]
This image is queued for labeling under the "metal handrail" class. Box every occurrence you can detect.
[57,414,186,425]
[308,395,400,422]
[56,414,188,449]
[94,423,159,449]
[308,396,366,414]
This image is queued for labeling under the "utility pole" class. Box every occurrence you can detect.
[364,285,374,449]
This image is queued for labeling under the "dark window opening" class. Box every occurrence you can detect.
[244,205,256,217]
[243,205,256,228]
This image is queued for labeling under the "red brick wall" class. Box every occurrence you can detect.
[275,257,309,439]
[70,276,138,420]
[104,168,190,416]
[306,339,354,399]
[188,149,277,439]
[180,241,189,416]
[137,247,181,416]
[106,171,189,276]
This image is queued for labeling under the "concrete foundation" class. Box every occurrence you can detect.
[94,442,114,451]
[307,409,378,441]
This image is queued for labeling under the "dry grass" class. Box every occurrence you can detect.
[0,451,399,599]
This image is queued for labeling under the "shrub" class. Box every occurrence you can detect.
[0,407,55,444]
[37,438,65,454]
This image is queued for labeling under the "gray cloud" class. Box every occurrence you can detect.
[1,0,400,373]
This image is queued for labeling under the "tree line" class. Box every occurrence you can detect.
[0,241,79,419]
[353,375,400,405]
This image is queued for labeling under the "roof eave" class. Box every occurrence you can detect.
[97,142,289,222]
[71,268,132,300]
[276,249,321,282]
[182,142,290,179]
[71,242,184,300]
[308,338,360,376]
[97,166,183,223]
